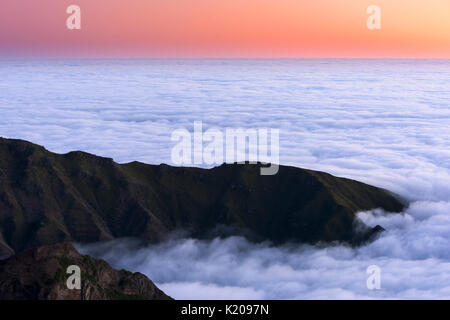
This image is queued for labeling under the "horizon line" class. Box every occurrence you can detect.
[1,56,450,61]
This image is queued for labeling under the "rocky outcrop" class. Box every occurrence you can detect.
[0,137,405,258]
[0,242,171,300]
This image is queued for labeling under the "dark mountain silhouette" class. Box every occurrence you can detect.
[0,137,405,259]
[0,242,171,300]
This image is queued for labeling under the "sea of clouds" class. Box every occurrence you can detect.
[1,59,450,298]
[78,202,450,299]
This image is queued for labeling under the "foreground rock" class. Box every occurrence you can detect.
[0,242,171,300]
[0,138,405,258]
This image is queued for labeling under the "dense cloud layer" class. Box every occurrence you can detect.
[1,60,449,198]
[78,201,450,299]
[2,59,450,299]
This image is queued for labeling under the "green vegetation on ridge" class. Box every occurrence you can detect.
[0,137,405,259]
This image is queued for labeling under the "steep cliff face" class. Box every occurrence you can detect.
[0,137,405,258]
[0,242,171,300]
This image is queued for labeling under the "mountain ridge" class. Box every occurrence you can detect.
[0,241,171,300]
[0,137,405,259]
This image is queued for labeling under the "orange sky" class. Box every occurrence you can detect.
[1,0,449,58]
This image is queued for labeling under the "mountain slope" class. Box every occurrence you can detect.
[0,242,171,300]
[0,137,405,258]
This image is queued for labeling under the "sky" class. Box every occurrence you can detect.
[1,0,450,58]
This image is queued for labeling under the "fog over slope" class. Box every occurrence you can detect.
[78,201,450,299]
[2,59,450,298]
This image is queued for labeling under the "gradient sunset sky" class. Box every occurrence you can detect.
[1,0,449,58]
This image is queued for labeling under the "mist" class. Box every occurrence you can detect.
[3,59,450,299]
[77,199,450,299]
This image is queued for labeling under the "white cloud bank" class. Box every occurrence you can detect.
[2,59,450,299]
[77,200,450,299]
